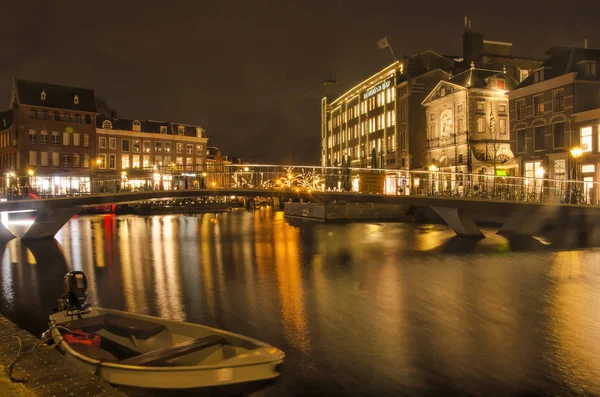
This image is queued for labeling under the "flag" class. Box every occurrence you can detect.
[377,37,389,49]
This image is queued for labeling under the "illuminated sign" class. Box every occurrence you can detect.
[362,79,393,100]
[495,170,507,176]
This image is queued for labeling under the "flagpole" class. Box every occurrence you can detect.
[387,42,397,63]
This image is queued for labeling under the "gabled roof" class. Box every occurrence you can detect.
[0,109,13,131]
[13,78,97,113]
[448,67,519,90]
[421,80,465,105]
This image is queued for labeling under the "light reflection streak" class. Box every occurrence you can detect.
[546,251,600,393]
[120,219,137,312]
[273,213,310,353]
[201,215,216,317]
[1,243,14,307]
[69,219,82,271]
[80,218,98,305]
[92,221,105,267]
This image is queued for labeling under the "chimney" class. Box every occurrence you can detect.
[468,19,472,30]
[110,109,118,119]
[585,38,588,49]
[464,16,468,31]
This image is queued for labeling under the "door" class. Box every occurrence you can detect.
[584,176,593,204]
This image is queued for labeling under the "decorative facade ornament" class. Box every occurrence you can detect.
[40,90,46,100]
[73,95,79,104]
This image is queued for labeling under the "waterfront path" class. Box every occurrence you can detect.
[0,314,126,397]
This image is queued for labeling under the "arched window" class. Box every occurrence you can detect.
[74,114,81,123]
[102,120,112,129]
[73,95,79,104]
[132,120,141,132]
[40,90,47,101]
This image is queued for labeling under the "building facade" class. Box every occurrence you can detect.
[423,66,518,179]
[508,46,600,203]
[0,78,98,195]
[321,52,454,172]
[96,117,208,190]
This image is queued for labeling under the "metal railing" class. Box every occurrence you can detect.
[1,164,598,206]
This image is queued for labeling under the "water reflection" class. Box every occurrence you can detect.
[0,210,599,395]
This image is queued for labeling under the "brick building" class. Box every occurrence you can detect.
[508,45,600,202]
[96,117,208,190]
[0,78,97,195]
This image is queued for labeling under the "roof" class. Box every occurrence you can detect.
[449,67,518,89]
[14,78,97,113]
[97,116,206,138]
[517,46,600,88]
[0,109,13,131]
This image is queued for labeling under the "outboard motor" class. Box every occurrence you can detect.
[63,271,88,310]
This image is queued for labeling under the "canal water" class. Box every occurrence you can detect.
[1,208,600,396]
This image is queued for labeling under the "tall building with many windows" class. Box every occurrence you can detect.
[0,78,98,195]
[508,45,600,201]
[321,52,453,170]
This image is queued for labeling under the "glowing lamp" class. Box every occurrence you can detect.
[570,147,583,158]
[428,165,438,172]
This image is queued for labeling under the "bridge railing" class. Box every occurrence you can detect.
[2,164,598,206]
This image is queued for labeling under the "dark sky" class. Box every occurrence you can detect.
[2,1,599,165]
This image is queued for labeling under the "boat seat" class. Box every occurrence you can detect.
[104,314,166,340]
[119,335,226,367]
[69,343,119,363]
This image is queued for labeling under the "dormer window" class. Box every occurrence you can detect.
[160,126,167,134]
[177,126,184,135]
[73,95,79,104]
[102,120,112,129]
[132,120,141,132]
[533,69,544,83]
[41,90,47,101]
[496,79,505,90]
[196,127,203,138]
[585,62,597,77]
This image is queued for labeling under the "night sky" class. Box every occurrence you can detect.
[2,1,599,164]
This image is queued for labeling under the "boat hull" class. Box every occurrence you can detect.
[49,308,284,389]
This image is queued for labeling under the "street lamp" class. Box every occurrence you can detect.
[570,147,583,181]
[428,165,438,195]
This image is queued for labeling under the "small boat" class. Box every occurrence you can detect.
[45,272,284,389]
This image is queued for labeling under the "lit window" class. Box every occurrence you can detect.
[29,129,37,144]
[52,131,60,145]
[121,155,130,169]
[52,152,59,167]
[132,155,140,168]
[98,153,106,169]
[477,102,485,111]
[109,137,116,149]
[99,136,107,149]
[73,153,81,167]
[155,142,162,152]
[178,126,184,135]
[73,133,80,147]
[533,95,544,116]
[102,120,112,129]
[143,155,150,169]
[83,134,90,147]
[133,140,141,153]
[63,132,70,146]
[29,151,37,166]
[582,164,595,173]
[581,126,593,152]
[176,156,183,166]
[155,155,162,166]
[40,130,48,144]
[176,143,183,153]
[41,152,48,166]
[477,116,485,133]
[499,104,506,112]
[143,141,151,153]
[186,157,193,171]
[83,154,90,168]
[499,119,507,135]
[186,144,193,154]
[196,128,203,137]
[164,142,172,153]
[519,69,529,82]
[160,126,167,134]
